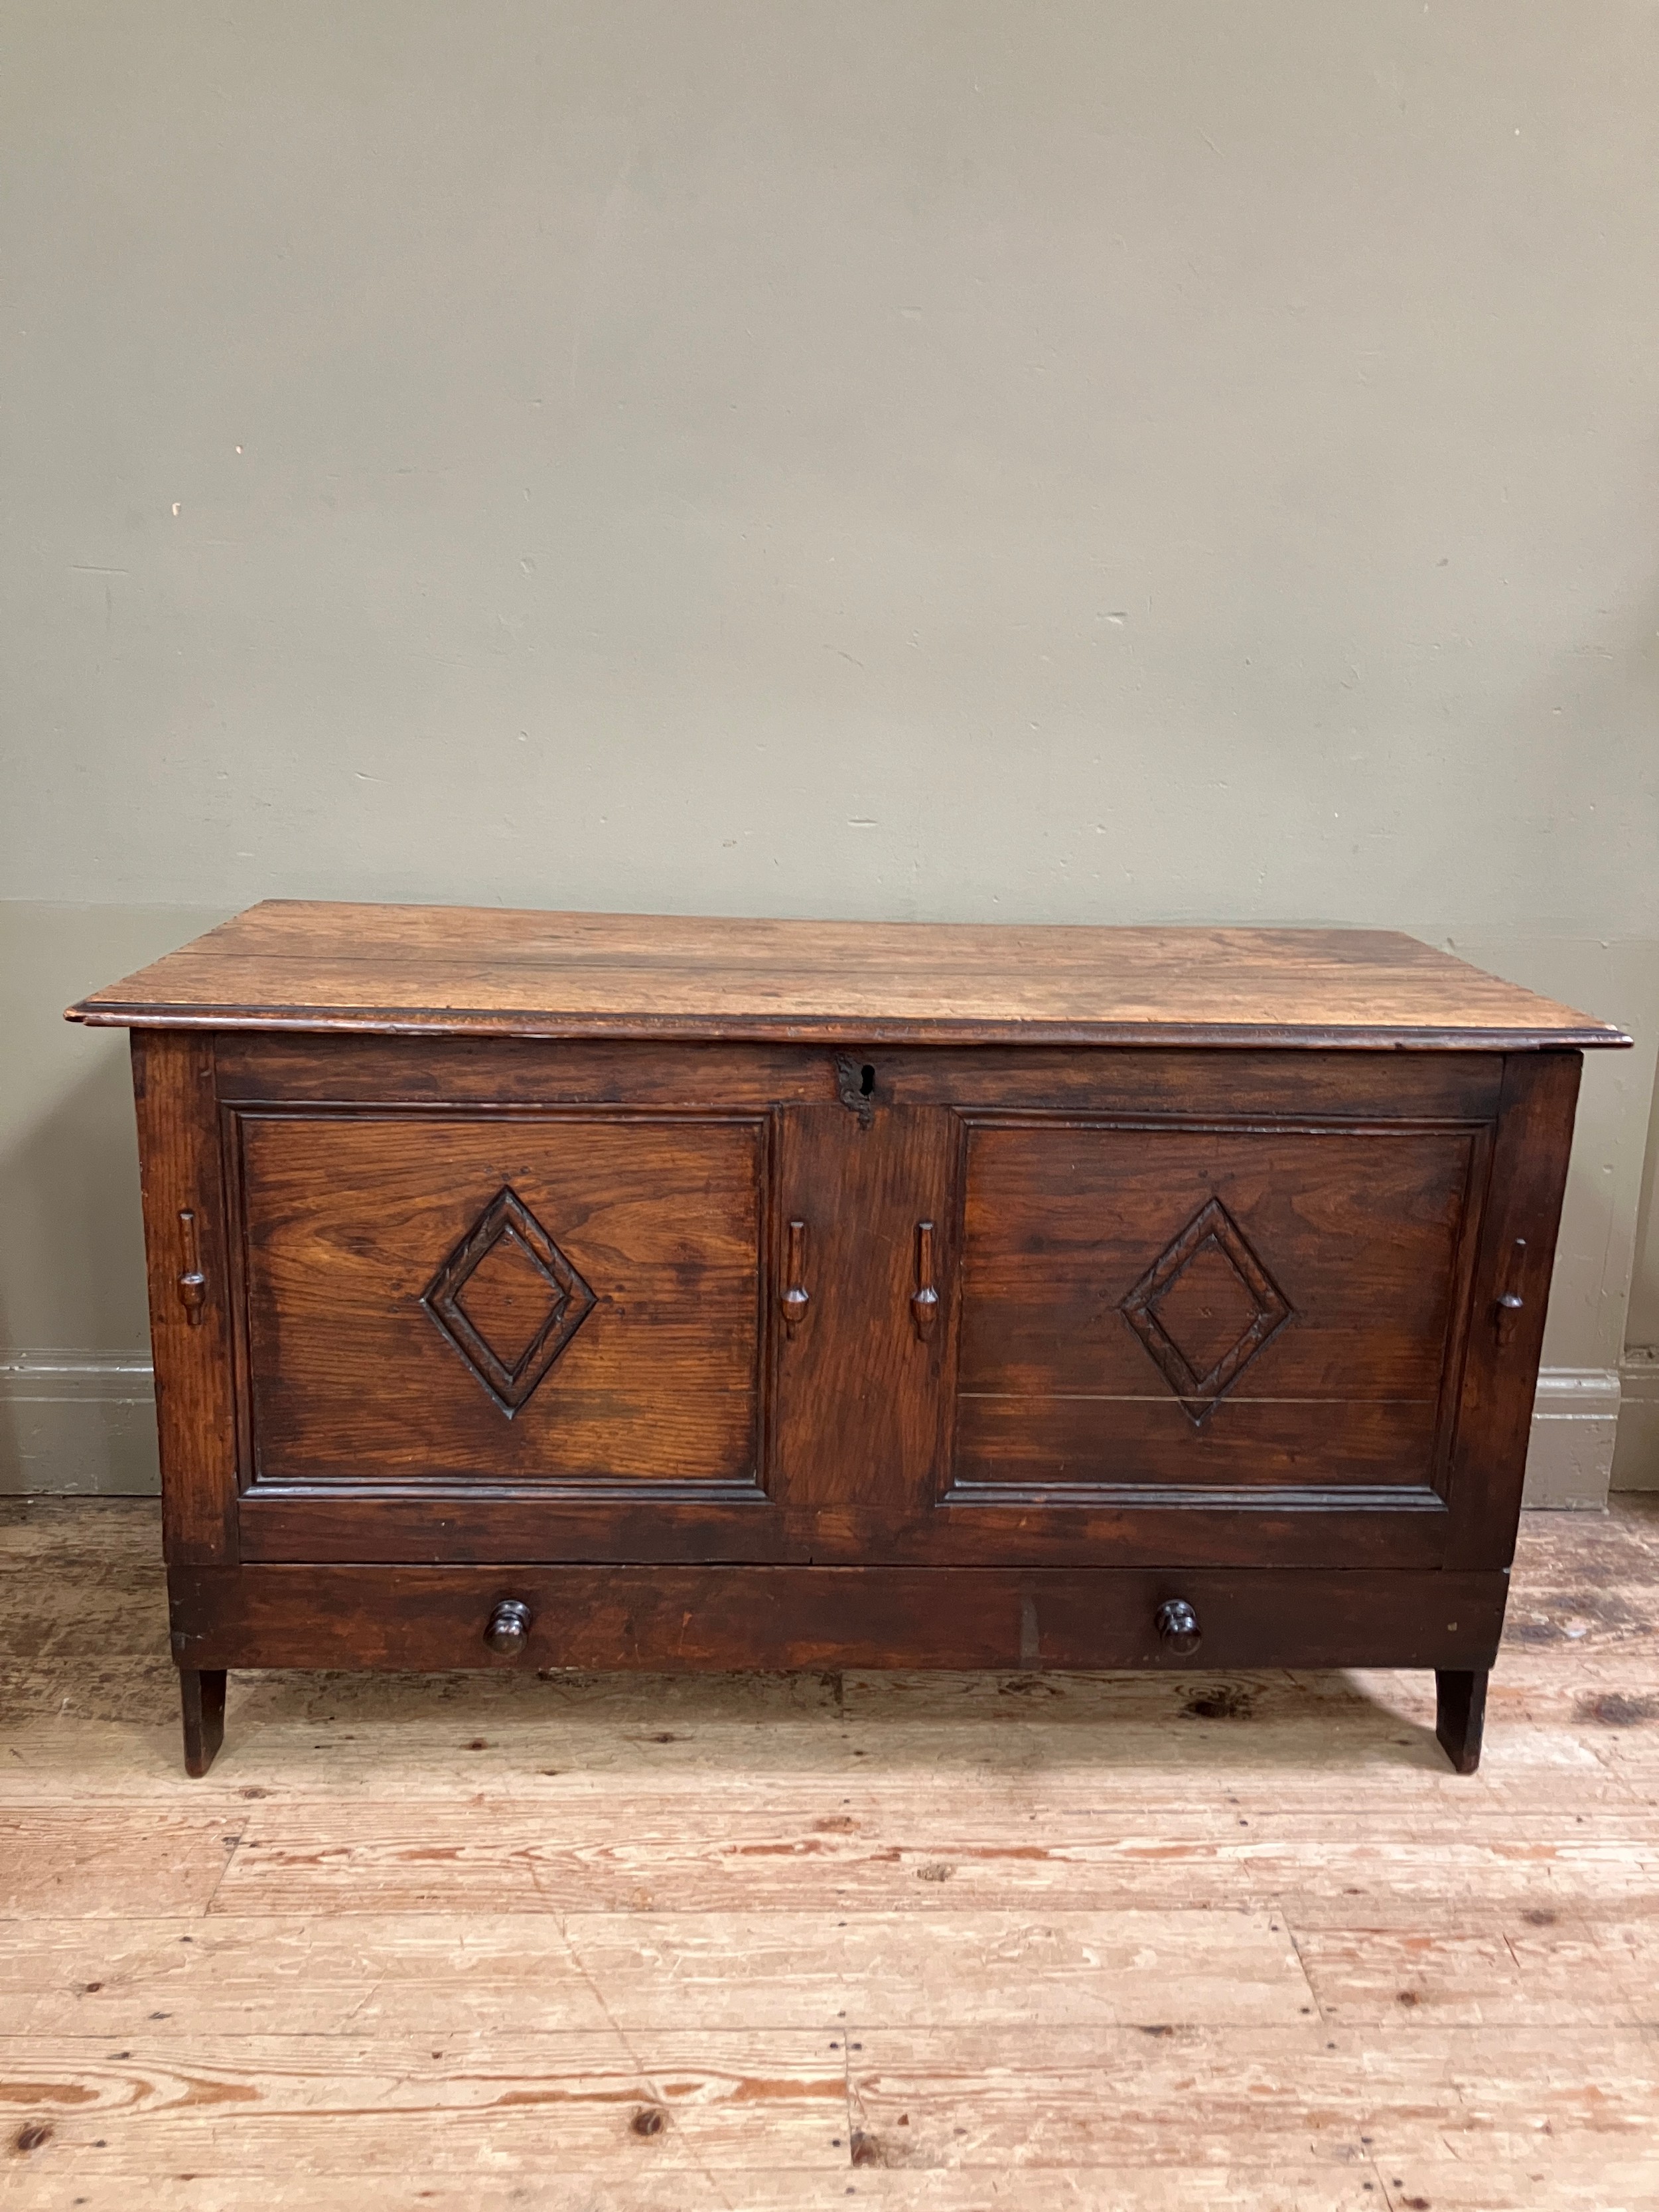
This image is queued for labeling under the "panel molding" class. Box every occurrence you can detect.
[950,1108,1492,1519]
[420,1183,597,1416]
[224,1104,770,1497]
[1118,1195,1295,1424]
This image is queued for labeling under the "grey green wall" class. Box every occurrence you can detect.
[3,3,1656,1494]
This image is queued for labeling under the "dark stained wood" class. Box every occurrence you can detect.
[69,909,1624,1772]
[177,1666,226,1777]
[129,1033,240,1565]
[168,1562,1509,1674]
[1443,1053,1584,1572]
[768,1102,958,1540]
[956,1117,1482,1402]
[849,1494,1457,1572]
[1434,1666,1489,1774]
[236,1489,788,1566]
[67,902,1630,1049]
[215,1032,837,1108]
[232,1110,766,1491]
[950,1394,1445,1494]
[878,1045,1510,1116]
[234,1489,1457,1571]
[211,1033,1510,1118]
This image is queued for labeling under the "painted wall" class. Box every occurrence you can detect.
[3,3,1656,1491]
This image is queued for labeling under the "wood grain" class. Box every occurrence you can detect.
[74,913,1611,1781]
[66,903,1630,1048]
[128,1033,238,1564]
[1445,1052,1585,1571]
[0,2172,1405,2210]
[956,1120,1479,1404]
[1,1811,246,1919]
[234,1110,764,1487]
[3,1499,1658,2209]
[0,2029,849,2173]
[769,1103,957,1526]
[1292,1917,1659,2024]
[208,1035,1517,1121]
[204,1799,1659,1918]
[951,1393,1445,1492]
[164,1030,1582,1603]
[0,1908,1312,2034]
[166,1564,1508,1672]
[843,2024,1659,2169]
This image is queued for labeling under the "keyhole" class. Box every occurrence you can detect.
[834,1053,878,1123]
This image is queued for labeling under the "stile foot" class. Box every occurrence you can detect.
[1435,1667,1488,1775]
[179,1668,227,1777]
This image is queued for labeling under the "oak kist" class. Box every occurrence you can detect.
[68,906,1630,1775]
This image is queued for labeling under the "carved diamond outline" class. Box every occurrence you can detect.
[421,1185,596,1418]
[1119,1197,1293,1427]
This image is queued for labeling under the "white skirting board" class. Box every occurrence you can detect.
[1,1351,1646,1507]
[1523,1366,1623,1508]
[0,1353,161,1495]
[1612,1352,1659,1493]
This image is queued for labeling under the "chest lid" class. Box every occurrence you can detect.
[66,900,1630,1051]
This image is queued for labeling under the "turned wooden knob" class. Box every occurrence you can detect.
[1155,1598,1201,1655]
[484,1599,532,1656]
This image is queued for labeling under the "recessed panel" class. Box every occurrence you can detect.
[953,1120,1482,1495]
[238,1113,764,1487]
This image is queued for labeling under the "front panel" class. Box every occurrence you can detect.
[950,1116,1486,1499]
[140,1033,1575,1576]
[234,1111,765,1489]
[901,1054,1578,1572]
[225,1102,792,1563]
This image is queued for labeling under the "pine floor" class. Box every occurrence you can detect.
[2,1499,1658,2211]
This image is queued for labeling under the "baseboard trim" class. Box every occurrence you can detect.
[0,1350,1632,1508]
[1611,1353,1659,1493]
[0,1351,159,1495]
[1523,1366,1621,1509]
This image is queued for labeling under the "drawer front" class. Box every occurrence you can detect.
[230,1110,773,1542]
[170,1563,1508,1674]
[950,1116,1485,1500]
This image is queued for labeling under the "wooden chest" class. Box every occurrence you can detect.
[69,903,1630,1775]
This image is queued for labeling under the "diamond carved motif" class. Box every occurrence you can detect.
[1119,1197,1292,1426]
[421,1186,595,1417]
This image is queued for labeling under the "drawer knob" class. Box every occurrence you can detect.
[484,1599,532,1656]
[1155,1598,1202,1655]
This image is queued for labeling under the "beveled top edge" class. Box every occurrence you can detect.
[64,899,1634,1049]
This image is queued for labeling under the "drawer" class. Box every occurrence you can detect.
[171,1563,1509,1674]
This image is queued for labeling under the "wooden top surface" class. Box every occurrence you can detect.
[66,900,1630,1049]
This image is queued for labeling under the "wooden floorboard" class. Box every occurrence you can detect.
[2,1495,1658,2209]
